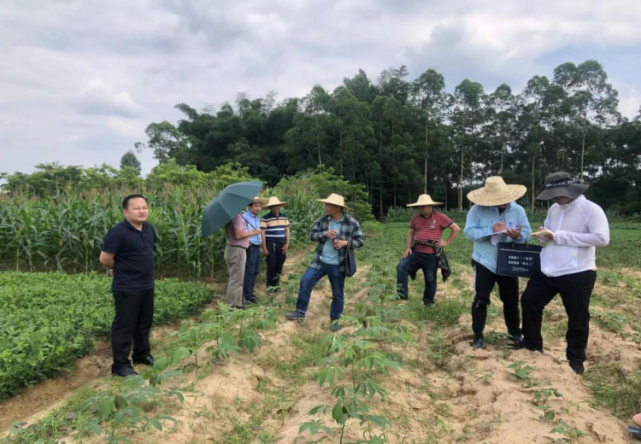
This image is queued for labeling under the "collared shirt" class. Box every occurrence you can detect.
[320,215,344,265]
[101,219,158,291]
[261,211,289,244]
[242,211,262,245]
[225,214,250,248]
[464,202,532,273]
[541,195,609,277]
[309,213,365,272]
[410,212,454,254]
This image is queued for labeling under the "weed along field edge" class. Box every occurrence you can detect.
[2,222,641,443]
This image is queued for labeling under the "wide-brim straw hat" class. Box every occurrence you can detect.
[467,177,527,206]
[264,197,287,208]
[407,194,443,207]
[249,197,269,206]
[317,193,351,210]
[536,172,589,201]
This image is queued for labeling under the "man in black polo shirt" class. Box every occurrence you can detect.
[100,194,158,377]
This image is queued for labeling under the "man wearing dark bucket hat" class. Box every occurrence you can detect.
[515,172,610,375]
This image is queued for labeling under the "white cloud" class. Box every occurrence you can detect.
[74,79,143,117]
[0,0,640,177]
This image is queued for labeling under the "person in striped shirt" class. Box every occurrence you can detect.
[397,194,460,305]
[261,197,290,291]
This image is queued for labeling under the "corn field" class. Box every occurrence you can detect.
[0,183,326,277]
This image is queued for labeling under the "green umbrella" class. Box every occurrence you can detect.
[201,181,263,238]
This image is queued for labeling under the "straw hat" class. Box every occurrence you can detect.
[407,194,443,207]
[317,193,350,209]
[249,197,269,206]
[467,177,527,206]
[536,172,589,201]
[263,196,287,208]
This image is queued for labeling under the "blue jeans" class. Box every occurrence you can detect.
[296,262,345,321]
[397,251,438,304]
[243,245,261,302]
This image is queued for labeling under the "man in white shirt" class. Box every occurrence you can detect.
[516,172,609,375]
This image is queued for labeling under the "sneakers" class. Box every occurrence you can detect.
[569,361,585,375]
[285,311,306,321]
[471,336,486,349]
[329,322,342,332]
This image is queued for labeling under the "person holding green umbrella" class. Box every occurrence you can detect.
[224,202,262,308]
[201,181,263,308]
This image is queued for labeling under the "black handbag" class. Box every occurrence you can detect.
[345,241,357,278]
[496,242,543,278]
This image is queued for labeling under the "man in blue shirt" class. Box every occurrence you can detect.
[464,177,531,349]
[100,194,158,377]
[242,198,267,304]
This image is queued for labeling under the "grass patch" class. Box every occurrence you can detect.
[407,298,466,328]
[585,361,641,420]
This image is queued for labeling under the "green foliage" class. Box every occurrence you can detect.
[549,420,589,443]
[119,151,142,174]
[0,272,213,400]
[146,160,254,188]
[299,314,409,443]
[360,221,383,237]
[273,166,373,221]
[4,302,274,443]
[507,361,538,387]
[585,360,641,420]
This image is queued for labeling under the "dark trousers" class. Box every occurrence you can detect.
[111,288,155,369]
[243,245,262,302]
[396,251,438,304]
[471,260,520,338]
[265,241,287,289]
[296,263,345,321]
[521,269,596,364]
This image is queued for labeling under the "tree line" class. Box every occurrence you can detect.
[133,60,640,217]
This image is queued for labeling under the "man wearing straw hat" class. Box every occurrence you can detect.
[397,194,461,305]
[464,177,532,349]
[261,197,290,292]
[242,197,268,305]
[516,172,609,375]
[285,193,364,331]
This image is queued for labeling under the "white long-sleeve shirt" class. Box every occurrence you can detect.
[541,195,609,277]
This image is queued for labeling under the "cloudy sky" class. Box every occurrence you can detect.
[1,0,640,177]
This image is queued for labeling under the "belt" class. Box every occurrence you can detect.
[228,244,248,250]
[249,244,261,247]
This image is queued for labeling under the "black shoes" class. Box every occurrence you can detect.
[133,355,155,366]
[112,365,138,377]
[329,322,343,332]
[471,335,486,349]
[508,334,523,347]
[569,361,585,375]
[285,311,306,321]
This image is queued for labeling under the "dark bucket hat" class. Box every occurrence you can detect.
[536,172,589,201]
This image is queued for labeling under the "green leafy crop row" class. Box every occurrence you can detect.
[0,272,213,401]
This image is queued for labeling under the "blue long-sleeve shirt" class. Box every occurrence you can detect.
[464,203,532,272]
